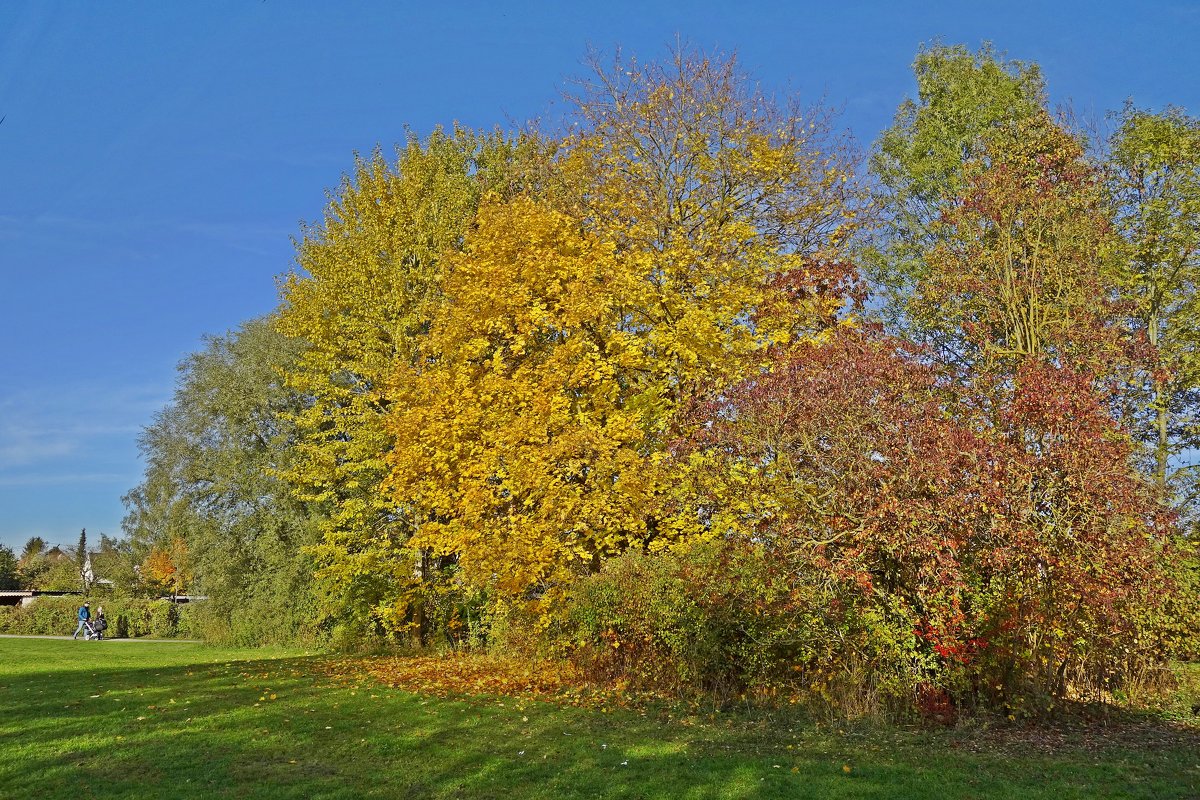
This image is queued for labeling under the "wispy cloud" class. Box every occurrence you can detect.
[0,381,169,473]
[0,471,130,488]
[0,435,75,469]
[0,382,163,547]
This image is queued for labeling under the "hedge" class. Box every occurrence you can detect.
[0,596,197,639]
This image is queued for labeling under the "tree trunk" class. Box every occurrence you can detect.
[1149,317,1169,490]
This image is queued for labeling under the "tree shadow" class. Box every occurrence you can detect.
[1,651,1198,799]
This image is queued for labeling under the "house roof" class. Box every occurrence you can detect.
[0,590,81,597]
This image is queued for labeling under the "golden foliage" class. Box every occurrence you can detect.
[377,54,862,615]
[386,197,669,608]
[278,49,863,626]
[555,48,863,391]
[141,537,190,594]
[275,128,537,608]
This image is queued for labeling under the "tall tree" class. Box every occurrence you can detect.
[386,198,667,609]
[18,536,45,563]
[869,42,1046,333]
[123,318,321,643]
[75,528,89,594]
[15,536,47,589]
[383,47,863,619]
[911,111,1127,373]
[0,545,18,590]
[274,128,539,635]
[1109,106,1200,497]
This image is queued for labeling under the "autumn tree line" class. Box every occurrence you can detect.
[0,528,179,598]
[0,528,196,640]
[121,44,1200,714]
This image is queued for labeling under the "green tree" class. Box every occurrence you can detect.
[868,42,1046,333]
[39,551,82,592]
[123,317,323,644]
[18,536,45,562]
[0,545,18,590]
[16,543,74,591]
[89,533,140,595]
[16,536,47,589]
[75,528,89,594]
[1109,105,1200,497]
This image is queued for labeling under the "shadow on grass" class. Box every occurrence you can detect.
[1,646,1198,800]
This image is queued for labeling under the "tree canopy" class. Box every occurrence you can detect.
[120,42,1198,712]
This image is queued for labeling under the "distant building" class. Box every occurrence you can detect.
[0,589,82,607]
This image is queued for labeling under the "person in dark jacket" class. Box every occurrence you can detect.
[93,607,107,639]
[72,602,90,640]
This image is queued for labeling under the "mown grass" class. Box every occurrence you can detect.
[1,638,1197,799]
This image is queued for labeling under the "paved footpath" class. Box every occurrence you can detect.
[0,634,196,642]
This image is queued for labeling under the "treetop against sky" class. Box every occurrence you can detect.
[1,1,1198,550]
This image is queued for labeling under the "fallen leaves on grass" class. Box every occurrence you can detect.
[319,653,656,710]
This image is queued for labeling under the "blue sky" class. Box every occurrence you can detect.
[1,1,1198,552]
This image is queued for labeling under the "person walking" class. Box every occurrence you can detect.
[93,607,107,640]
[72,601,90,640]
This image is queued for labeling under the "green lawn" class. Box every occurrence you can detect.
[1,638,1197,799]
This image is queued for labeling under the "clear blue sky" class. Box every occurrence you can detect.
[1,1,1197,552]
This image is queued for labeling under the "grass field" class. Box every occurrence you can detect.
[1,638,1198,799]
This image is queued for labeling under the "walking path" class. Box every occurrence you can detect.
[0,634,197,642]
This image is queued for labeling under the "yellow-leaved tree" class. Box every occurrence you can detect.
[386,198,662,617]
[141,537,190,598]
[380,48,864,626]
[556,48,862,395]
[275,127,540,637]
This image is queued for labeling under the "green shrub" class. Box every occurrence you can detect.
[0,597,78,636]
[183,559,331,648]
[0,597,199,639]
[558,541,922,714]
[1163,544,1200,662]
